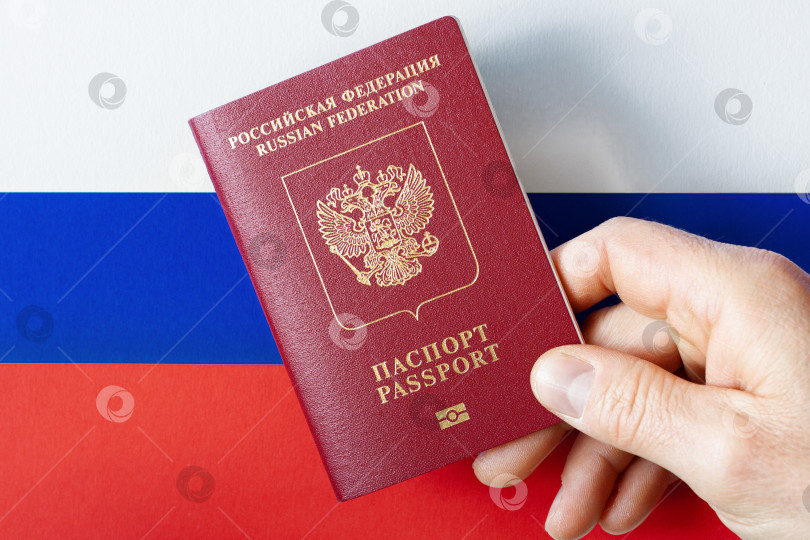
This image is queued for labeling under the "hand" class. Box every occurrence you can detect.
[472,217,810,539]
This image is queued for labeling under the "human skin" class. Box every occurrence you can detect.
[472,217,810,539]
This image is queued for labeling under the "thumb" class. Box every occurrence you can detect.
[530,344,730,482]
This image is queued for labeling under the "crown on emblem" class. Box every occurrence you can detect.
[352,165,403,189]
[324,165,405,218]
[352,165,372,188]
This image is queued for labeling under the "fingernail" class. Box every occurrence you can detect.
[531,353,594,419]
[472,450,488,469]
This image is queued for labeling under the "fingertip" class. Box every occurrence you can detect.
[471,449,488,470]
[471,450,508,487]
[599,461,678,535]
[471,425,571,486]
[544,484,597,540]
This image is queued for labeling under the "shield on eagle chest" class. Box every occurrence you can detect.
[366,212,402,251]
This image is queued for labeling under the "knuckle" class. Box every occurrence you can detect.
[602,216,636,228]
[730,246,810,309]
[745,247,793,274]
[736,246,803,284]
[601,216,649,237]
[596,362,672,451]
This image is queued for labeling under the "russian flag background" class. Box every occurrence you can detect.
[2,1,808,538]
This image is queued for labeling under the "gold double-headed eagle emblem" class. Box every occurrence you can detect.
[316,163,439,287]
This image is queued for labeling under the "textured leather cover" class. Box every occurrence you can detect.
[189,16,581,501]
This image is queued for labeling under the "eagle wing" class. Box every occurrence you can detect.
[393,164,434,236]
[316,200,369,258]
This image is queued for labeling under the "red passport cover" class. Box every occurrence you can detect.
[189,16,582,501]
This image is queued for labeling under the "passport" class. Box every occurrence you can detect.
[189,16,582,501]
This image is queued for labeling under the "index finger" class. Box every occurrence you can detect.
[549,217,782,356]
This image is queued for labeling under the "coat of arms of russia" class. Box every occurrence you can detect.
[316,163,440,287]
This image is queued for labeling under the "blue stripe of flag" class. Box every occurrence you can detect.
[1,193,806,364]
